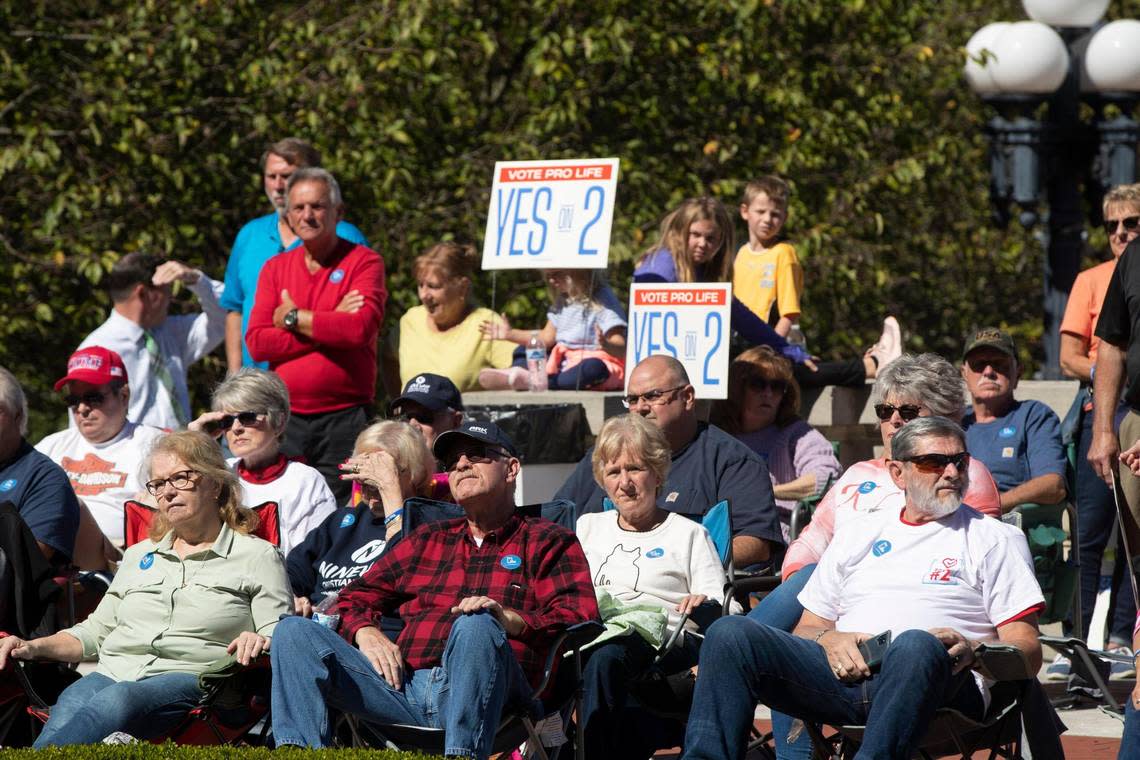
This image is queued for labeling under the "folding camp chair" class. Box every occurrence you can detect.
[123,499,281,547]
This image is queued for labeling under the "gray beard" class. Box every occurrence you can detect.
[907,474,966,519]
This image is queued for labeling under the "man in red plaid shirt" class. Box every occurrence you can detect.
[270,420,598,758]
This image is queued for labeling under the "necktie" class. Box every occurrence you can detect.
[144,330,187,426]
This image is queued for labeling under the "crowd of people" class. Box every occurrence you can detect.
[1,136,1139,759]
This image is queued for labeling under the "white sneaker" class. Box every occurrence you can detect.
[870,316,902,370]
[1110,646,1136,680]
[1044,653,1070,681]
[102,732,138,744]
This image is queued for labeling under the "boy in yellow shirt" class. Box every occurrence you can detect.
[734,176,802,337]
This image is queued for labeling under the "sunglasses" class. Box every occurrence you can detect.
[873,403,922,422]
[65,391,108,409]
[395,409,437,425]
[1104,216,1140,235]
[746,377,788,394]
[622,384,687,409]
[206,411,265,434]
[441,443,511,471]
[144,469,201,496]
[899,451,970,474]
[965,356,1013,375]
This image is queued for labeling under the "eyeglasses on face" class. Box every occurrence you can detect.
[206,411,265,434]
[746,377,788,394]
[442,444,511,471]
[65,392,108,409]
[145,469,202,496]
[899,451,970,474]
[965,356,1013,375]
[1104,216,1140,236]
[873,403,922,422]
[622,384,687,409]
[396,409,437,426]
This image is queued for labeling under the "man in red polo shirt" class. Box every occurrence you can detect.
[245,167,386,501]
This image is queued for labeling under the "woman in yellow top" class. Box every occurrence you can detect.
[391,242,517,392]
[0,431,292,746]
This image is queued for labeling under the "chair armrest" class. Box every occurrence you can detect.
[531,620,604,698]
[972,643,1034,682]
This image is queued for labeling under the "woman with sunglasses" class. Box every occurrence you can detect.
[634,197,901,388]
[710,346,841,540]
[0,431,292,746]
[748,353,1001,760]
[189,369,337,554]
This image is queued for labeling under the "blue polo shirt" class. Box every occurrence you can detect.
[962,399,1066,495]
[0,440,80,561]
[221,212,368,367]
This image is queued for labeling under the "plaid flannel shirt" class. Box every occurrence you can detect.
[337,512,598,687]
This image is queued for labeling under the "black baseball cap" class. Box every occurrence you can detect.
[433,420,518,460]
[389,373,464,414]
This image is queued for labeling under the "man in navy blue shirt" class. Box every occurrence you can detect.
[0,367,80,563]
[960,328,1067,512]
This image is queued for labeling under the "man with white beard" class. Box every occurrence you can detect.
[682,416,1046,760]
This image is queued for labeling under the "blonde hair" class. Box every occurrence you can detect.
[412,242,478,284]
[740,176,790,211]
[591,414,671,490]
[146,431,259,541]
[1104,183,1140,215]
[643,197,733,284]
[354,420,435,498]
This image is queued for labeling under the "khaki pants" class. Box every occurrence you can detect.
[1117,411,1140,560]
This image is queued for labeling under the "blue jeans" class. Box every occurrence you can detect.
[1121,701,1140,760]
[682,619,983,760]
[747,563,816,760]
[34,671,202,746]
[270,613,535,759]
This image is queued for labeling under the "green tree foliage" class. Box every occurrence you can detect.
[3,0,1138,438]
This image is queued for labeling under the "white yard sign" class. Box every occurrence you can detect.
[482,158,619,270]
[626,283,732,399]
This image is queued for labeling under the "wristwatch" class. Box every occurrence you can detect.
[283,308,299,330]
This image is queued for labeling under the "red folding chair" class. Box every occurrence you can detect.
[123,501,280,547]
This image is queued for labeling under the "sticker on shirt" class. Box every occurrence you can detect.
[1001,447,1015,458]
[872,540,892,557]
[921,557,960,585]
[858,481,877,495]
[646,547,665,559]
[0,478,15,492]
[999,426,1016,438]
[139,552,155,570]
[340,513,357,528]
[501,554,522,570]
[329,269,346,284]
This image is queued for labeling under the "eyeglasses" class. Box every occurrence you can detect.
[965,356,1013,375]
[144,469,202,496]
[873,403,923,422]
[899,451,970,474]
[441,444,511,471]
[622,384,688,409]
[395,409,437,425]
[1104,216,1140,235]
[65,392,108,409]
[206,411,265,434]
[746,377,788,394]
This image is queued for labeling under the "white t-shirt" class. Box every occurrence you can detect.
[799,505,1043,704]
[35,422,165,544]
[227,457,338,554]
[576,510,739,632]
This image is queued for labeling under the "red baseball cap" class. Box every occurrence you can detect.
[54,346,129,391]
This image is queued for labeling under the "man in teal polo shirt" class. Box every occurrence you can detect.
[221,137,368,371]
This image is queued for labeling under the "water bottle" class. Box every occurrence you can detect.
[312,591,341,631]
[526,331,548,392]
[787,324,807,353]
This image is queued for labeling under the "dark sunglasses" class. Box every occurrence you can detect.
[206,411,264,434]
[441,444,511,471]
[965,356,1013,375]
[1105,216,1140,235]
[873,403,922,422]
[396,409,437,425]
[65,392,108,408]
[899,451,970,474]
[746,377,788,394]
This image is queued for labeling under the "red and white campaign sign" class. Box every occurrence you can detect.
[626,283,732,399]
[482,158,619,270]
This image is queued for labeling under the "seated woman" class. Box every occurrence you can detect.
[386,241,517,393]
[189,368,337,554]
[576,414,739,760]
[711,346,842,540]
[0,431,292,747]
[286,420,436,619]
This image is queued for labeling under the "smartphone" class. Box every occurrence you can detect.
[857,630,892,671]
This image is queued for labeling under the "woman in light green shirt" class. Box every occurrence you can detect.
[0,431,292,746]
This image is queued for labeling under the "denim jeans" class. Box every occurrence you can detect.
[747,563,816,760]
[682,618,983,760]
[34,671,202,747]
[1121,701,1140,760]
[270,612,535,759]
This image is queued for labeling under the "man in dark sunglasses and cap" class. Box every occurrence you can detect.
[270,420,598,759]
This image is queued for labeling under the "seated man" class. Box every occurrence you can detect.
[388,372,463,498]
[682,416,1044,759]
[555,355,783,568]
[36,347,165,547]
[961,328,1067,512]
[0,366,80,564]
[269,421,598,760]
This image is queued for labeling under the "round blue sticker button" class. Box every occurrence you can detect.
[999,426,1016,438]
[858,481,877,494]
[0,478,16,492]
[340,513,357,528]
[500,554,522,570]
[872,540,892,557]
[646,547,665,559]
[139,552,155,570]
[330,269,346,284]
